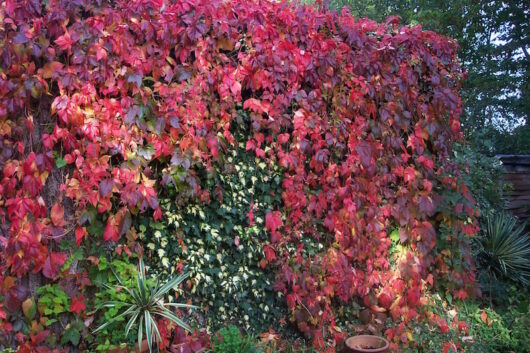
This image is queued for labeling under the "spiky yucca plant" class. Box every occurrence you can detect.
[94,258,196,352]
[477,213,530,287]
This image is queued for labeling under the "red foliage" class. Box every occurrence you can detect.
[0,0,479,350]
[69,295,86,315]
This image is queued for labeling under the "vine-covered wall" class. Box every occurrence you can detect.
[0,0,479,351]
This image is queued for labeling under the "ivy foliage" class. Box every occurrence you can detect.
[140,112,286,332]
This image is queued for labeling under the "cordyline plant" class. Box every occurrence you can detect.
[0,0,480,350]
[94,258,195,352]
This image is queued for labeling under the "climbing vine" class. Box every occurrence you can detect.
[0,0,478,351]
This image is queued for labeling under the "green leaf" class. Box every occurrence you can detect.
[61,327,81,346]
[125,309,141,337]
[55,156,67,168]
[390,229,400,243]
[154,272,189,298]
[137,320,143,353]
[144,312,152,353]
[155,306,191,331]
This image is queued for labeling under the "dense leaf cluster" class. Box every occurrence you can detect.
[0,0,479,350]
[140,112,286,332]
[323,0,530,155]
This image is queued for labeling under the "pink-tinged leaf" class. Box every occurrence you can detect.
[255,148,265,158]
[403,166,416,184]
[50,203,66,227]
[42,252,67,279]
[104,216,120,242]
[153,208,162,221]
[243,98,269,114]
[75,227,87,246]
[246,139,256,151]
[265,211,282,233]
[55,31,74,52]
[277,133,290,144]
[96,47,107,61]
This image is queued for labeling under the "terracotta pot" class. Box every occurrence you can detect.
[344,335,389,353]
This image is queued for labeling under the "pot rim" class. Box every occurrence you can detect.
[345,335,390,353]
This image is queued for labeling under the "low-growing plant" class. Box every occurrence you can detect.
[94,258,196,353]
[210,325,261,353]
[90,256,138,351]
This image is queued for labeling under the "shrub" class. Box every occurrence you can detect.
[0,0,479,350]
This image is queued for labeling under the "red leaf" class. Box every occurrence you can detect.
[245,139,256,151]
[378,291,393,310]
[403,166,416,184]
[42,252,67,279]
[30,330,50,345]
[75,227,87,246]
[264,245,276,262]
[406,287,420,307]
[104,216,120,242]
[243,98,269,114]
[55,31,74,52]
[50,203,66,227]
[153,208,162,221]
[69,295,86,314]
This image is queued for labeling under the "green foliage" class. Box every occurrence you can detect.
[457,291,529,353]
[408,289,530,353]
[61,320,84,346]
[36,284,70,319]
[451,143,505,215]
[475,213,530,287]
[140,113,286,332]
[211,325,261,353]
[90,256,138,350]
[34,285,85,348]
[94,258,195,353]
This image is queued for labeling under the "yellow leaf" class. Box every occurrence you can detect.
[22,298,36,319]
[480,310,488,324]
[216,37,234,51]
[40,61,64,79]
